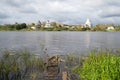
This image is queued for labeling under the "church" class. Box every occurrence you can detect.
[84,18,92,28]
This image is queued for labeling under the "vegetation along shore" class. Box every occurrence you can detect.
[0,20,120,31]
[0,49,120,80]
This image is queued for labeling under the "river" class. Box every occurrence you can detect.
[0,31,120,55]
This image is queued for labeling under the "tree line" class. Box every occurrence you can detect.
[0,23,27,31]
[0,22,120,31]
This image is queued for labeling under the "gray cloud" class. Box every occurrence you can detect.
[18,6,38,14]
[19,9,37,14]
[101,13,120,18]
[99,6,120,18]
[0,0,120,25]
[0,12,9,19]
[105,1,120,6]
[1,0,31,7]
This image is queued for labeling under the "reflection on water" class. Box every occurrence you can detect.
[0,32,120,55]
[86,33,90,49]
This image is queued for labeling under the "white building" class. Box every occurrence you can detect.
[84,18,92,28]
[106,26,115,30]
[44,20,51,28]
[31,26,36,30]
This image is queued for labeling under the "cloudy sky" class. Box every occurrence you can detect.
[0,0,120,25]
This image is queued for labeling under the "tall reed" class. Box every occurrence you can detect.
[0,50,45,80]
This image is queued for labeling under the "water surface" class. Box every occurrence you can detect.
[0,31,120,55]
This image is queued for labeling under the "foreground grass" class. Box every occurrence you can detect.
[0,50,44,80]
[0,49,120,80]
[74,50,120,80]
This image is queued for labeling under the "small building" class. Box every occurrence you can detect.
[31,26,36,30]
[56,22,64,27]
[106,26,115,30]
[30,21,41,30]
[44,20,51,28]
[63,25,69,28]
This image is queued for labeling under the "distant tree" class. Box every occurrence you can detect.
[95,24,107,31]
[15,24,21,30]
[15,22,18,25]
[42,21,46,27]
[21,23,27,28]
[31,23,35,26]
[8,25,15,30]
[115,25,120,31]
[50,22,57,27]
[95,24,115,31]
[81,28,87,31]
[57,24,63,28]
[36,20,41,28]
[15,23,27,30]
[76,25,83,31]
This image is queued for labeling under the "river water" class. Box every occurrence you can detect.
[0,31,120,55]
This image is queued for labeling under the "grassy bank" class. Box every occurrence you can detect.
[74,50,120,80]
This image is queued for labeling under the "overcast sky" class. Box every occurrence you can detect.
[0,0,120,25]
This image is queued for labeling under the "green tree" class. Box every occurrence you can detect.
[15,23,27,30]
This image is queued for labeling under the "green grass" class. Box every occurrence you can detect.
[74,50,120,80]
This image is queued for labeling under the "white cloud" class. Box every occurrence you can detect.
[0,0,120,25]
[48,1,77,12]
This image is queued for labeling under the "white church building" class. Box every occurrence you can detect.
[84,18,92,28]
[44,20,51,28]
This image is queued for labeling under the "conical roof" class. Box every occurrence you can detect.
[84,18,91,27]
[85,18,91,25]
